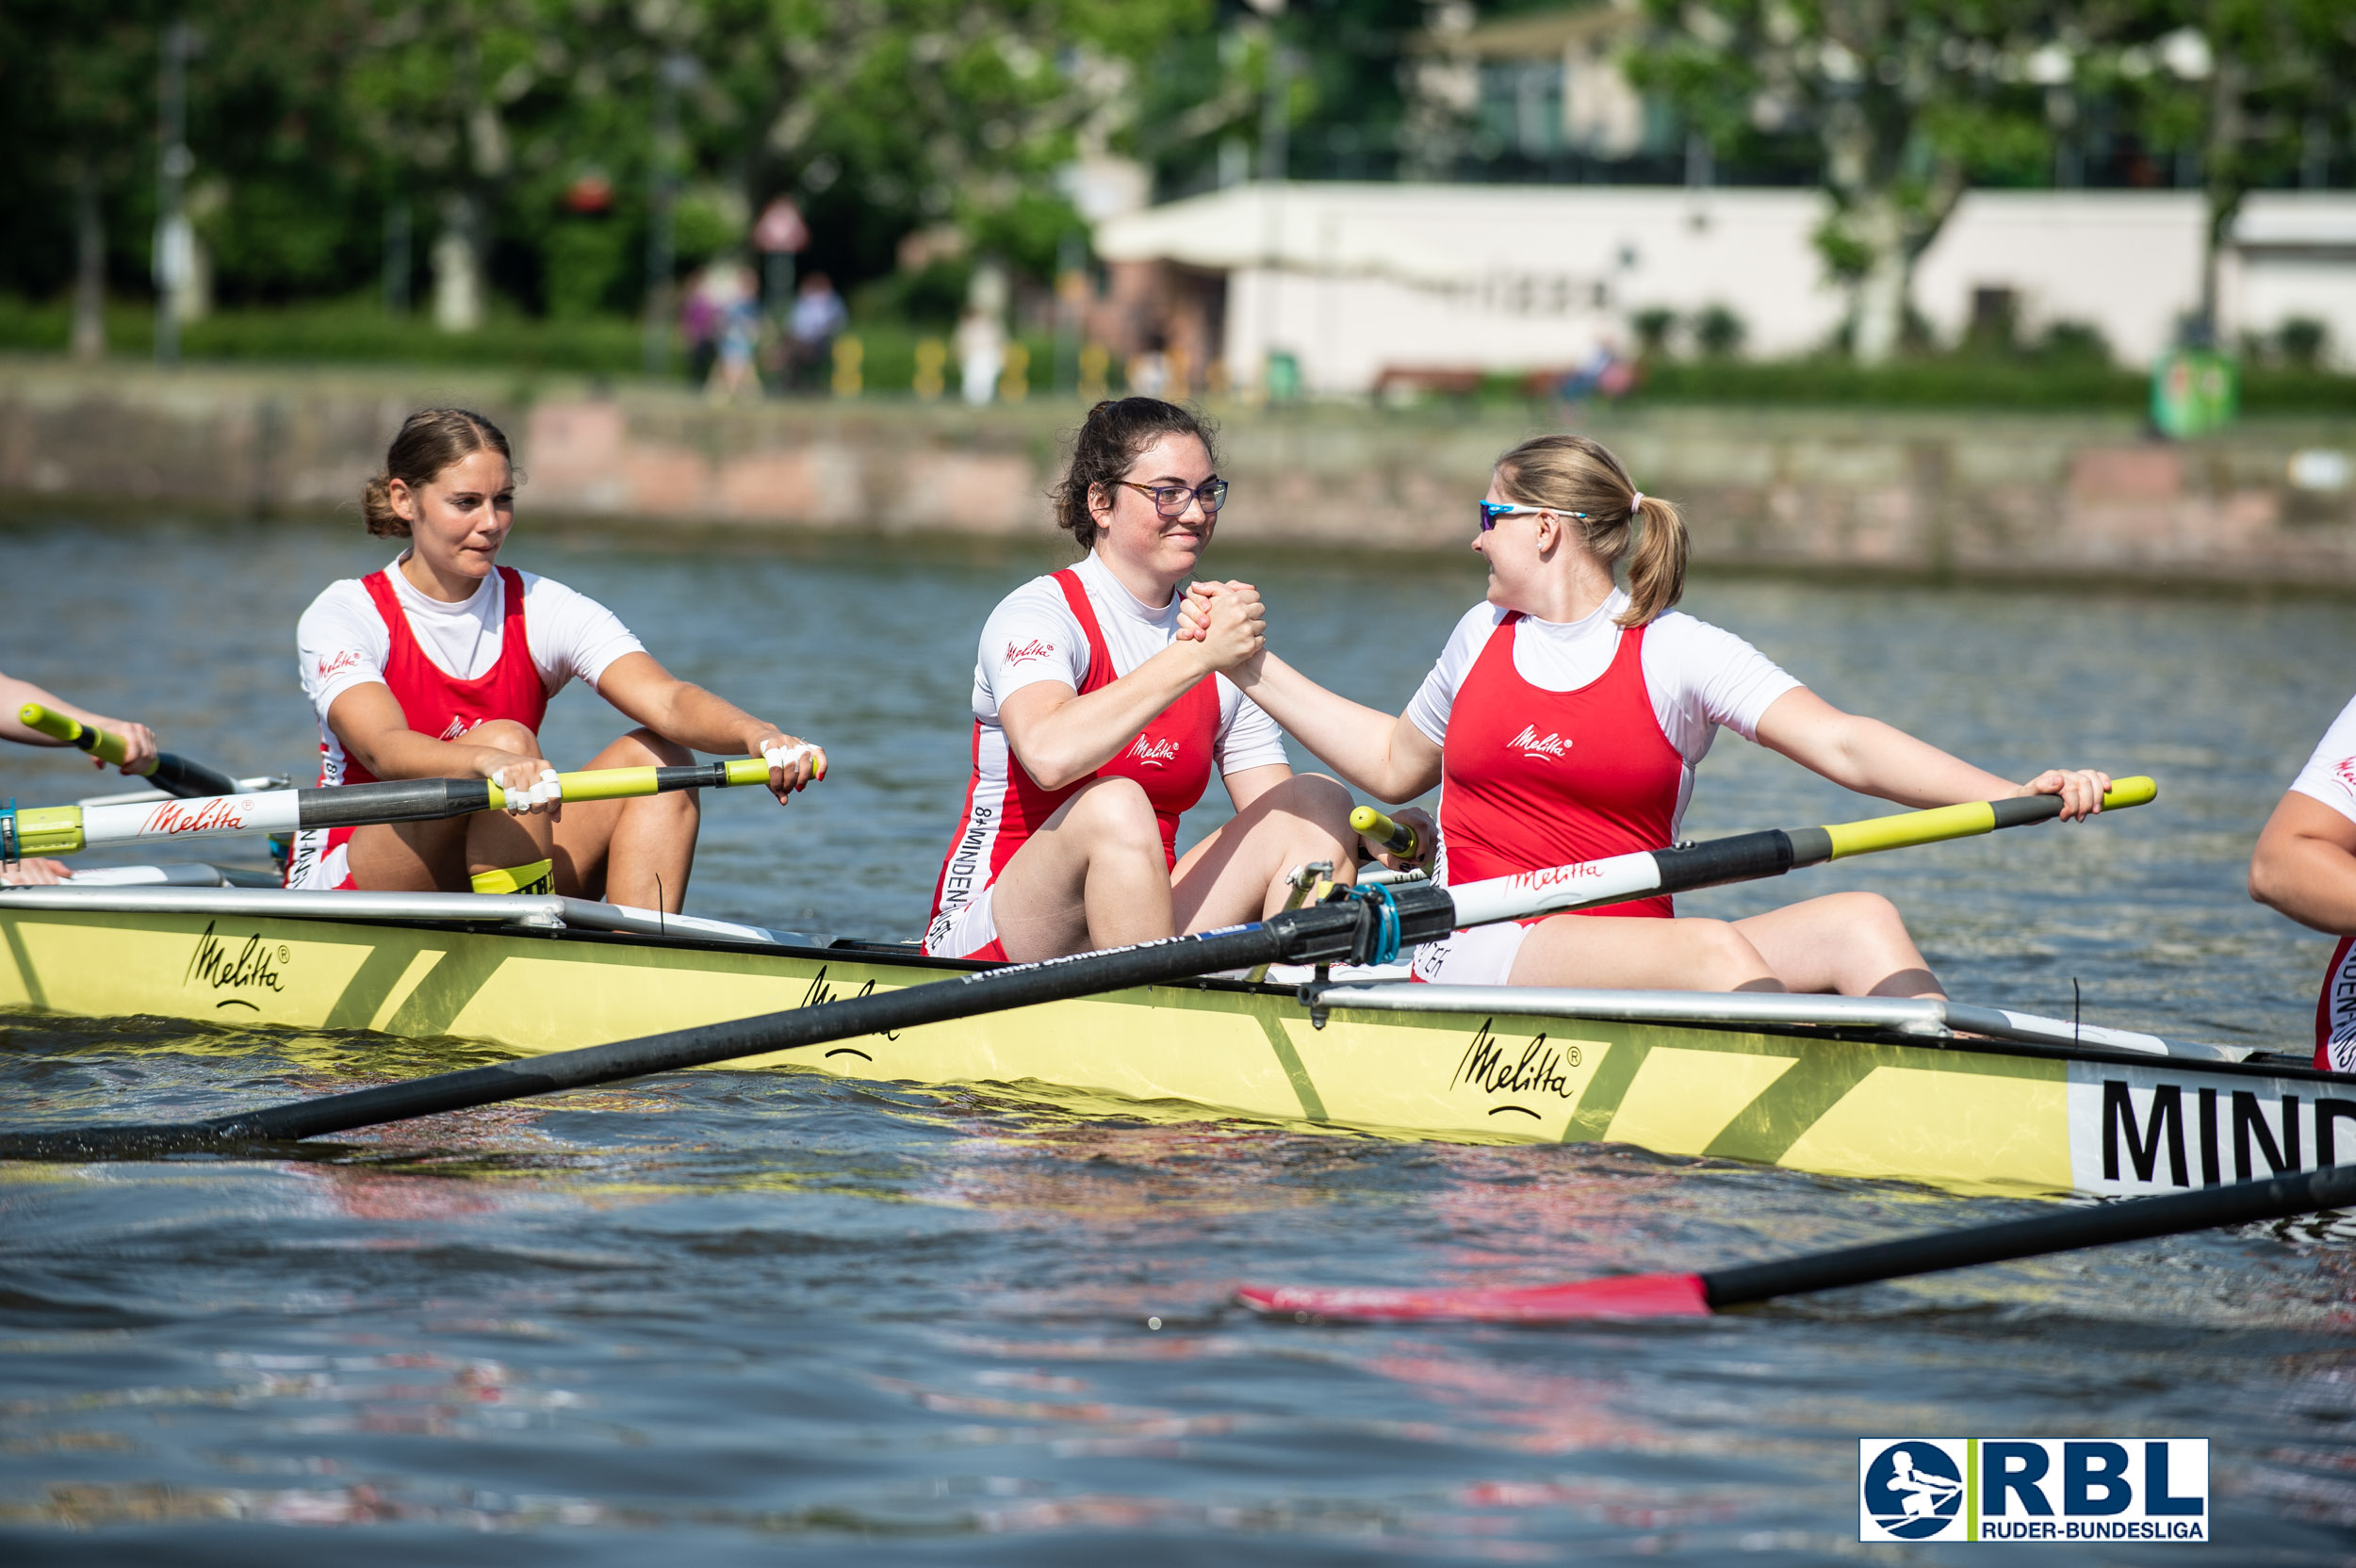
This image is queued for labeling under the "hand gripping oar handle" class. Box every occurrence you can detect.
[4,757,781,857]
[1445,776,2156,928]
[1350,806,1420,860]
[1235,1162,2356,1325]
[18,702,239,799]
[0,779,2154,1160]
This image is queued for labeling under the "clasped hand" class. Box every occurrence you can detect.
[1173,580,1266,675]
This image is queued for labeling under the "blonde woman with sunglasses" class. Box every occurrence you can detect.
[1186,433,2109,998]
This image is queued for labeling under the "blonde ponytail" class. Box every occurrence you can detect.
[1621,493,1688,627]
[1490,433,1686,627]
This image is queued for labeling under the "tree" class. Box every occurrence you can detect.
[2094,1,2356,344]
[1627,0,2060,363]
[1,2,165,357]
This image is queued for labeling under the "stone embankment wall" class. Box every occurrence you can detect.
[5,359,2354,585]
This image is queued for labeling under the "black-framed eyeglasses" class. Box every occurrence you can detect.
[1478,500,1585,531]
[1120,479,1229,517]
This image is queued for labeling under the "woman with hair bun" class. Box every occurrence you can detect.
[1190,433,2111,997]
[924,397,1358,962]
[289,407,823,904]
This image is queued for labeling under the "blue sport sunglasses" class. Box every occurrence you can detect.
[1478,500,1585,531]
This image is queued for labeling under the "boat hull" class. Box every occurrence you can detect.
[3,897,2346,1199]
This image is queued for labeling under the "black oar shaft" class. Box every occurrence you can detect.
[1702,1164,2356,1310]
[146,752,242,799]
[286,762,741,832]
[0,889,1461,1160]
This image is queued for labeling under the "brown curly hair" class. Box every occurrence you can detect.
[1051,398,1219,552]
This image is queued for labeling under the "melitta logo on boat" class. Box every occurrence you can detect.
[139,796,253,837]
[1128,735,1182,766]
[1507,723,1571,760]
[1004,638,1055,665]
[1859,1439,2207,1543]
[2067,1061,2356,1196]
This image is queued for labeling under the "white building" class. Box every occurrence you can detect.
[1093,182,2356,394]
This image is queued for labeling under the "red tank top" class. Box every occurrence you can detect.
[1439,612,1684,919]
[334,564,550,785]
[929,568,1220,921]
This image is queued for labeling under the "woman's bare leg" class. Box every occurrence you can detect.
[344,719,551,891]
[1732,891,1941,998]
[1170,773,1358,933]
[986,776,1174,961]
[1506,911,1784,991]
[551,728,698,909]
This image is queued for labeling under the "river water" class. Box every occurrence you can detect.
[3,513,2353,1562]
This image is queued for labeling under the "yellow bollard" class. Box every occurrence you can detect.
[914,337,946,401]
[1000,341,1030,403]
[831,334,863,399]
[1077,341,1109,400]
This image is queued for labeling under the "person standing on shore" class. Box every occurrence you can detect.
[288,407,824,906]
[924,397,1358,962]
[2250,698,2356,1070]
[1186,432,2110,997]
[0,674,162,887]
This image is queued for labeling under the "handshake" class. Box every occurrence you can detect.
[1172,579,1267,678]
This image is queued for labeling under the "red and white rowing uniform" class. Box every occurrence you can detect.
[2287,694,2356,1071]
[286,559,644,890]
[925,550,1287,959]
[1406,590,1798,985]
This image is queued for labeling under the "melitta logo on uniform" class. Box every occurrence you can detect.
[437,716,471,742]
[1129,736,1182,766]
[1858,1439,2207,1544]
[1005,639,1055,664]
[1507,724,1571,760]
[140,797,253,837]
[317,649,363,678]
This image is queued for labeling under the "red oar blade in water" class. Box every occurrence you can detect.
[1235,1163,2356,1326]
[1235,1272,1711,1324]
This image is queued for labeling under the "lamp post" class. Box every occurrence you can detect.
[155,20,198,367]
[643,50,695,378]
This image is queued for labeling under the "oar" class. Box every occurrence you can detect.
[1,757,790,858]
[1235,1162,2356,1324]
[19,702,239,799]
[1350,805,1421,861]
[0,778,2154,1161]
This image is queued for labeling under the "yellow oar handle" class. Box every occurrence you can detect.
[482,756,777,809]
[1820,776,2156,861]
[1350,805,1421,860]
[19,703,134,767]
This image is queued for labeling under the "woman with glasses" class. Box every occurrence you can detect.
[924,398,1359,962]
[1187,433,2110,997]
